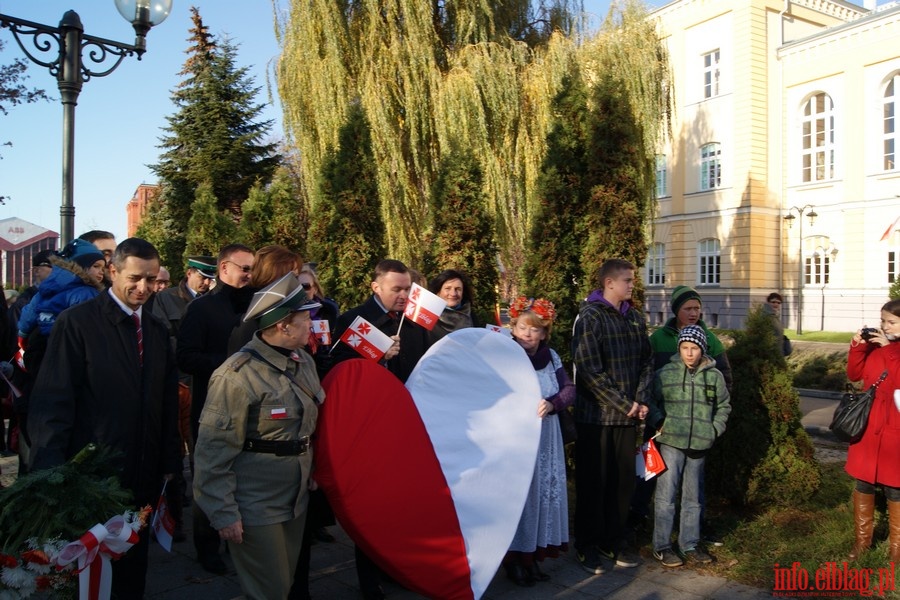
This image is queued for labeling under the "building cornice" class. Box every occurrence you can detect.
[778,3,900,55]
[651,0,866,22]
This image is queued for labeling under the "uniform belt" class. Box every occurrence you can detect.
[242,436,310,456]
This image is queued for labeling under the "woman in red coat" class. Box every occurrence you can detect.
[845,298,900,562]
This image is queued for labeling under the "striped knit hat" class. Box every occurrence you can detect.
[678,324,708,355]
[671,285,702,315]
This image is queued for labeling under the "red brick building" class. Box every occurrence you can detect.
[126,183,160,237]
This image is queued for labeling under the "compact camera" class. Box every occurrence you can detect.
[861,327,879,341]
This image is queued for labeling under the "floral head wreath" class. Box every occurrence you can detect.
[508,296,557,322]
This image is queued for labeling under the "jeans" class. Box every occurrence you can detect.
[653,443,704,552]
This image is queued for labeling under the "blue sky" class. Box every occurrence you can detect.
[0,0,649,241]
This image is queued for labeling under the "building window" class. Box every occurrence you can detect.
[703,49,720,99]
[804,253,830,285]
[655,155,668,198]
[801,92,834,182]
[698,238,721,286]
[647,243,665,286]
[885,73,899,171]
[890,250,900,283]
[700,143,721,191]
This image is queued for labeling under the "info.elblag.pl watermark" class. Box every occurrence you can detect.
[773,562,895,597]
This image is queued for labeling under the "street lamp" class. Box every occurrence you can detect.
[0,0,172,244]
[783,204,817,335]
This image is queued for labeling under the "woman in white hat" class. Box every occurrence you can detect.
[193,273,324,599]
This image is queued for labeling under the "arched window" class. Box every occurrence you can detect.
[647,243,665,286]
[884,72,900,171]
[697,238,720,286]
[801,92,834,182]
[700,143,721,191]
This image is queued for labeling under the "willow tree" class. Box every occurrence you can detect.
[277,0,668,292]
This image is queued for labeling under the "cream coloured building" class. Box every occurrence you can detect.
[644,0,900,332]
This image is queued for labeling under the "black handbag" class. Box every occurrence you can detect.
[830,370,888,443]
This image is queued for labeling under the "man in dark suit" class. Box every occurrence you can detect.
[331,258,431,600]
[332,259,430,383]
[28,238,180,600]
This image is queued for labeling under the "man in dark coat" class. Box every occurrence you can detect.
[331,258,431,600]
[176,243,255,575]
[153,256,216,352]
[28,238,180,600]
[332,259,430,384]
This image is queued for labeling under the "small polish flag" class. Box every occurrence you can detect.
[403,284,447,331]
[312,319,332,345]
[339,316,394,361]
[152,482,175,552]
[271,407,288,419]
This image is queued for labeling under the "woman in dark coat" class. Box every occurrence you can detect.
[845,298,900,562]
[427,269,480,343]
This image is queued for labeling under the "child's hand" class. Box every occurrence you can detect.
[537,400,553,418]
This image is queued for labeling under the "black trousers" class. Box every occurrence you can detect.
[574,422,636,552]
[111,527,150,600]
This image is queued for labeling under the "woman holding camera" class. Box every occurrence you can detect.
[845,298,900,562]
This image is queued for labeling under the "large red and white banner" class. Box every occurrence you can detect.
[338,316,393,361]
[403,283,447,331]
[315,329,542,600]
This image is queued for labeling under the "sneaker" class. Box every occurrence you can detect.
[702,531,725,547]
[682,547,714,565]
[653,548,684,568]
[576,547,605,575]
[598,546,641,568]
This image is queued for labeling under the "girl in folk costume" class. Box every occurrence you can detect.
[503,296,574,586]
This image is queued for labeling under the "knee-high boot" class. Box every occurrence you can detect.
[849,490,875,561]
[887,499,900,563]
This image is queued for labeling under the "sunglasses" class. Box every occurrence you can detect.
[225,260,252,273]
[299,282,312,290]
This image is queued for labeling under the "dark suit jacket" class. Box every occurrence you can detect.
[28,291,181,505]
[332,295,430,384]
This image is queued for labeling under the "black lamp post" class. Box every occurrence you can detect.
[0,0,172,245]
[783,204,817,335]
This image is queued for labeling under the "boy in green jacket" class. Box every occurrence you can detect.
[646,325,731,568]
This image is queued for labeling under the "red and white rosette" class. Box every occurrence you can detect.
[55,514,142,600]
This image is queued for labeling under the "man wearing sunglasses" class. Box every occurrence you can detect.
[177,244,256,575]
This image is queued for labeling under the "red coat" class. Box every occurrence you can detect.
[845,340,900,486]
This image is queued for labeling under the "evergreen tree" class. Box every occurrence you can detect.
[424,146,500,325]
[523,70,592,362]
[135,185,184,279]
[237,163,308,256]
[706,306,821,507]
[184,182,238,258]
[310,102,385,309]
[149,7,280,265]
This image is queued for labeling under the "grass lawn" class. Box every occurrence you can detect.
[785,330,855,343]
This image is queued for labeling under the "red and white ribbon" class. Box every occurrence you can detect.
[55,514,142,600]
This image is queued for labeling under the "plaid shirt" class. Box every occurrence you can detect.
[572,299,653,426]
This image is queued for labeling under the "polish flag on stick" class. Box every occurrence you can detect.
[312,319,332,345]
[339,316,394,361]
[402,284,447,332]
